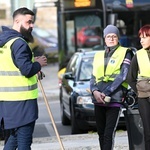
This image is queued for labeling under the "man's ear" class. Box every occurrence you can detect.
[14,15,22,25]
[15,18,19,24]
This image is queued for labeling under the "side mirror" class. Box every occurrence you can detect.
[64,72,74,80]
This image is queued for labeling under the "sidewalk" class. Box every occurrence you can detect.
[31,131,128,150]
[0,132,129,150]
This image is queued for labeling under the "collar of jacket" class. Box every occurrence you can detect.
[105,44,120,51]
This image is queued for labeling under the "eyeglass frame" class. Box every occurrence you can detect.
[105,35,118,40]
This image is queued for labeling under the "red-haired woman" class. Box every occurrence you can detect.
[127,24,150,150]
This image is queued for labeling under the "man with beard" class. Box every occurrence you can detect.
[0,7,47,149]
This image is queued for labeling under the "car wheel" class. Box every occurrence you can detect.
[60,100,70,125]
[71,103,81,134]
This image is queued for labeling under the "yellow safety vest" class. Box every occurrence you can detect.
[0,38,38,101]
[137,49,150,78]
[93,46,128,88]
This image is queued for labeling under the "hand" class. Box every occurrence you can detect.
[34,55,47,67]
[93,91,105,104]
[37,71,45,80]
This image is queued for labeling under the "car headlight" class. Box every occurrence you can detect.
[77,96,93,104]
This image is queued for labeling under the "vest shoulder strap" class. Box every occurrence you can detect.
[5,37,21,47]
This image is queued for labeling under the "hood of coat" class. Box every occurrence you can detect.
[0,26,23,47]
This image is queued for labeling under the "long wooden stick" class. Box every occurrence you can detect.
[38,79,65,150]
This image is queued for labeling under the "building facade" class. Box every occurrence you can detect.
[0,0,34,26]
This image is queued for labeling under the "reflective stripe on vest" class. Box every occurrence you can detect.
[93,46,128,88]
[137,49,150,78]
[0,38,38,101]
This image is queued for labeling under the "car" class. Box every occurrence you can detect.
[30,27,58,61]
[59,50,96,134]
[59,50,138,134]
[71,27,101,48]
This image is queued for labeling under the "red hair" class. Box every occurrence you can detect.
[138,24,150,37]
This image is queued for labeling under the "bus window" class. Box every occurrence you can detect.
[71,26,102,50]
[66,15,102,53]
[74,15,102,50]
[58,12,103,69]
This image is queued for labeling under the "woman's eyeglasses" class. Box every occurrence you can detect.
[105,35,118,40]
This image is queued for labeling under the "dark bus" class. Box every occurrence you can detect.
[33,0,150,70]
[57,0,150,70]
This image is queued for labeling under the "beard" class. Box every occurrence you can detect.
[20,25,34,43]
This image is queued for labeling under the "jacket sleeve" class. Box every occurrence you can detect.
[90,75,99,93]
[126,54,138,93]
[102,49,133,96]
[11,39,41,78]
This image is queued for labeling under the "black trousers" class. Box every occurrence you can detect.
[94,105,121,150]
[138,98,150,150]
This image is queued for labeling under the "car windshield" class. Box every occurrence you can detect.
[79,57,93,81]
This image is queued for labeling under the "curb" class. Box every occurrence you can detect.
[0,130,128,150]
[31,132,128,150]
